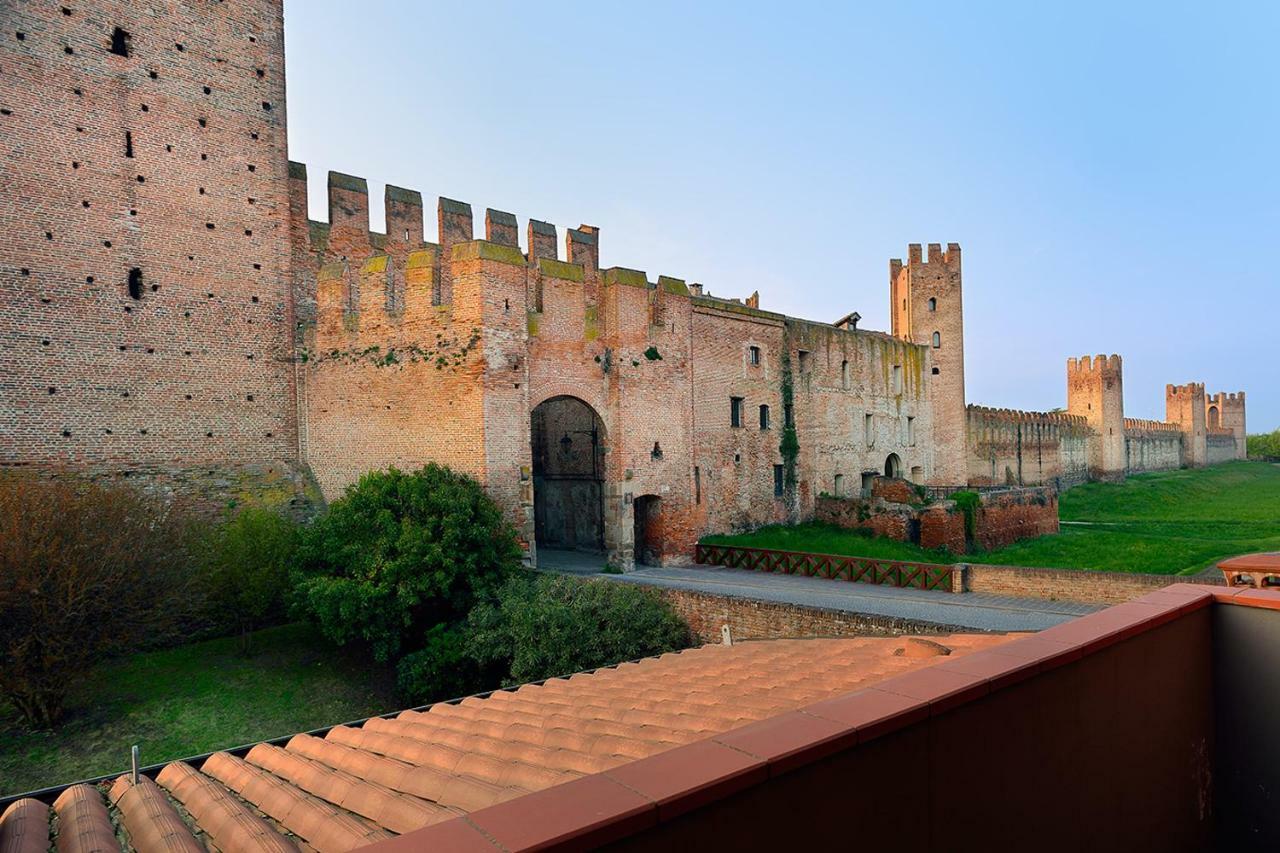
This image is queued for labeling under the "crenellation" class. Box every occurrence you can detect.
[528,220,557,261]
[385,185,424,247]
[485,209,519,247]
[566,226,599,272]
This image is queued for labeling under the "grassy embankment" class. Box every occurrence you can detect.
[701,461,1280,575]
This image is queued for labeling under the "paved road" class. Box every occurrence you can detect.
[537,549,1098,632]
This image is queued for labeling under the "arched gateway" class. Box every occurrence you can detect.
[530,396,607,553]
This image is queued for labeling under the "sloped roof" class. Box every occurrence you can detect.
[0,633,1012,852]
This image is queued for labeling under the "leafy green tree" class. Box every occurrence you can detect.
[466,574,692,686]
[202,506,299,654]
[395,623,495,705]
[1247,429,1280,459]
[291,465,520,662]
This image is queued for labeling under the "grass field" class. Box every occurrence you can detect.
[702,461,1280,575]
[0,623,397,797]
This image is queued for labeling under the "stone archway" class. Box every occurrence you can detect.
[531,396,606,552]
[884,453,902,478]
[1208,405,1220,429]
[633,494,662,567]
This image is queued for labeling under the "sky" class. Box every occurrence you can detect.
[282,1,1279,431]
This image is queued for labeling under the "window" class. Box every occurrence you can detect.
[932,367,940,375]
[694,466,701,504]
[841,360,849,390]
[932,331,941,348]
[748,345,760,365]
[730,396,744,428]
[109,27,131,57]
[759,404,770,430]
[797,350,810,373]
[907,416,916,446]
[928,297,937,312]
[892,365,903,393]
[865,413,875,447]
[773,465,784,498]
[833,474,844,497]
[127,268,143,300]
[124,130,134,158]
[784,403,794,428]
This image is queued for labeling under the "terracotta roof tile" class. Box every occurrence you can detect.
[3,632,1014,851]
[0,798,50,853]
[52,784,118,853]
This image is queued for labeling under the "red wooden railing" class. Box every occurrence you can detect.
[693,543,954,592]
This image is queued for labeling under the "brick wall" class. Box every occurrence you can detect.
[972,487,1058,550]
[0,1,304,508]
[919,506,965,552]
[962,563,1221,606]
[652,586,964,642]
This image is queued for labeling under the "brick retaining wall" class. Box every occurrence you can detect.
[651,586,966,642]
[961,562,1221,606]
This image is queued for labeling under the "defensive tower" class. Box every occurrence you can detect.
[1208,391,1247,460]
[1166,383,1207,467]
[1066,355,1125,479]
[890,243,966,484]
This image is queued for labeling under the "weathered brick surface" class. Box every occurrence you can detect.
[963,563,1221,606]
[653,587,964,642]
[919,506,965,552]
[870,476,916,504]
[0,2,303,506]
[972,487,1058,550]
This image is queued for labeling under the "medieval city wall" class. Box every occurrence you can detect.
[0,1,308,510]
[965,406,1089,487]
[1206,430,1239,465]
[1123,418,1184,473]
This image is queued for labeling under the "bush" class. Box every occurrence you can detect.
[466,574,692,686]
[200,506,299,654]
[395,623,495,705]
[1248,429,1280,459]
[291,465,521,662]
[0,475,200,728]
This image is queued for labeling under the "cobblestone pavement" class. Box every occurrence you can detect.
[537,550,1099,632]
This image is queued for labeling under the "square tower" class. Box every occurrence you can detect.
[1167,384,1208,466]
[890,243,966,485]
[1067,354,1125,479]
[0,1,297,502]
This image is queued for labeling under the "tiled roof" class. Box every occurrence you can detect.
[0,633,1012,852]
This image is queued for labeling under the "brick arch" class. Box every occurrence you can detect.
[529,384,610,434]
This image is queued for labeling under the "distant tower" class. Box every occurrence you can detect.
[891,243,966,485]
[1067,355,1125,480]
[1218,392,1247,460]
[1166,383,1207,467]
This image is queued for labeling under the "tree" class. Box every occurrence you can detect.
[291,465,521,662]
[465,574,692,686]
[1247,429,1280,459]
[0,475,198,727]
[201,506,298,654]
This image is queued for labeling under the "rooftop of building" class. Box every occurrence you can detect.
[0,632,1013,852]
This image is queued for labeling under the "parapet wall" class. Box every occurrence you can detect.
[965,405,1089,487]
[1123,417,1184,473]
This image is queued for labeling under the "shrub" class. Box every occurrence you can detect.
[200,506,299,654]
[467,574,692,686]
[1248,429,1280,459]
[0,475,199,727]
[395,623,495,705]
[291,465,521,662]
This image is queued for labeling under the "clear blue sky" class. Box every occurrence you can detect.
[283,1,1278,431]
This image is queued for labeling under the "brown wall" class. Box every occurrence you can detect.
[972,487,1058,550]
[0,1,304,509]
[652,586,963,642]
[963,562,1218,605]
[607,608,1214,852]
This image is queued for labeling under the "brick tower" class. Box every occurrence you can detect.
[0,1,301,507]
[1216,392,1247,460]
[891,243,966,485]
[1167,383,1207,466]
[1066,354,1125,479]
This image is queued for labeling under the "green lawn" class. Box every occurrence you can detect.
[0,623,397,798]
[702,461,1280,575]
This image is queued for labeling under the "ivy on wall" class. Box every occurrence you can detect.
[299,328,481,370]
